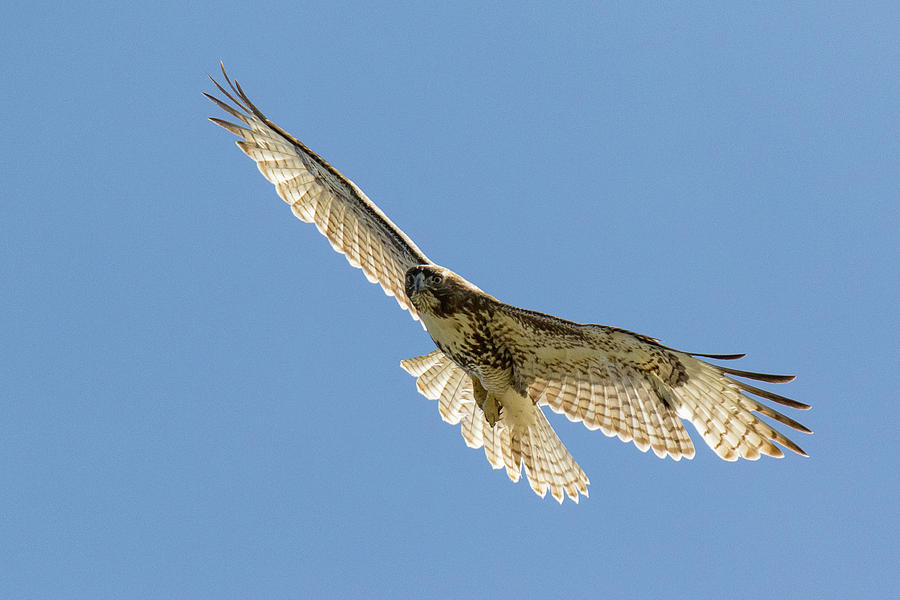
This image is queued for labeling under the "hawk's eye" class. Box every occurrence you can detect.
[429,274,443,286]
[406,273,414,285]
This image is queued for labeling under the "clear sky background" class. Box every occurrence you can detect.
[3,2,899,598]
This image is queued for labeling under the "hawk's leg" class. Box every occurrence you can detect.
[471,376,502,427]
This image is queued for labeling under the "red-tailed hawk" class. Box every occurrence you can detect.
[206,66,811,503]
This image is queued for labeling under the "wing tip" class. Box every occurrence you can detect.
[690,351,747,360]
[717,365,797,384]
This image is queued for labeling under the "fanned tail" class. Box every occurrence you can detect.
[513,403,590,503]
[401,350,589,503]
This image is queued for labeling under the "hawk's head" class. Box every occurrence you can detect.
[405,265,488,318]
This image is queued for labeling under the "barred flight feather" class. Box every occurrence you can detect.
[206,67,431,322]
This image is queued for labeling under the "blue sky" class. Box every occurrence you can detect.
[3,2,899,598]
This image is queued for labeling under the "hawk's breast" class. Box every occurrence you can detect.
[420,304,513,389]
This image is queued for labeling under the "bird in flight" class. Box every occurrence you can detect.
[205,65,811,503]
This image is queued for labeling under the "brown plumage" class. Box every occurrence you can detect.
[207,65,812,504]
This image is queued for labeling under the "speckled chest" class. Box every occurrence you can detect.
[420,307,514,387]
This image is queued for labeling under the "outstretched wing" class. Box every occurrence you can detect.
[205,65,432,320]
[497,305,812,461]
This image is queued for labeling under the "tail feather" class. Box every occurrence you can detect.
[402,350,589,502]
[401,351,470,425]
[519,408,590,503]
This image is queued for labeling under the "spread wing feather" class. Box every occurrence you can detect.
[498,305,811,461]
[206,65,431,320]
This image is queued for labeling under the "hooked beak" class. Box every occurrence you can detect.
[411,271,426,293]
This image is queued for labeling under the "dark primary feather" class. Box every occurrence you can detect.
[688,351,747,360]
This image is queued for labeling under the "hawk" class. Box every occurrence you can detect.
[205,66,811,503]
